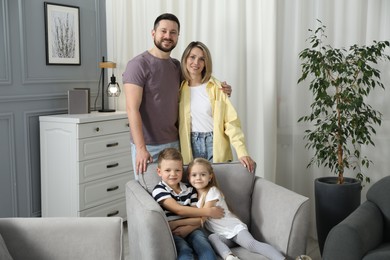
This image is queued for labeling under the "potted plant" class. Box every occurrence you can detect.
[297,21,390,254]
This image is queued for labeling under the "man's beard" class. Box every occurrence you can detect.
[154,39,176,53]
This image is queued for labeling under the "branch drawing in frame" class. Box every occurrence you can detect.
[44,2,80,65]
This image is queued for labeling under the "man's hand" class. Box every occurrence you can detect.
[220,81,232,97]
[135,146,153,175]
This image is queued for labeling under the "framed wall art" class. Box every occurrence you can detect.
[44,2,80,65]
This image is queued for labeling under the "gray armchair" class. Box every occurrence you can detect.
[126,162,310,260]
[322,175,390,260]
[0,217,123,260]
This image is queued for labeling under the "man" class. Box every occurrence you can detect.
[123,13,231,178]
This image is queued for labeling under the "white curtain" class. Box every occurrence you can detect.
[107,0,390,238]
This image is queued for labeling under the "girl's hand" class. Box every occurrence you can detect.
[239,156,256,173]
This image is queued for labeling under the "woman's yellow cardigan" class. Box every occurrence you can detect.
[179,76,249,164]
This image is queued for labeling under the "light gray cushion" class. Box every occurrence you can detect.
[138,163,160,194]
[0,233,13,260]
[211,162,255,226]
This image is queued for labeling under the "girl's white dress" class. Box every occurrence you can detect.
[197,186,247,239]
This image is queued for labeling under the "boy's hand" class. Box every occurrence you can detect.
[208,206,224,218]
[169,221,179,231]
[172,225,198,238]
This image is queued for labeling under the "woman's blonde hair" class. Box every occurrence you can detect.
[181,41,213,84]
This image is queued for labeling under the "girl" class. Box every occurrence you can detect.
[179,41,255,173]
[187,158,285,260]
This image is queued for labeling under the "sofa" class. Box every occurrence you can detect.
[0,217,123,260]
[126,162,310,260]
[322,175,390,260]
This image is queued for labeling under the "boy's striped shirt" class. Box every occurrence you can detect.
[152,181,198,221]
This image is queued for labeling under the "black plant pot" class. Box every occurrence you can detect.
[315,176,361,255]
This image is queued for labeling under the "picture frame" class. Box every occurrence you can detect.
[44,2,80,65]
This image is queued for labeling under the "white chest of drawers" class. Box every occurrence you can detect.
[39,111,133,218]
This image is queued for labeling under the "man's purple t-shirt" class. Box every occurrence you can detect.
[122,51,181,145]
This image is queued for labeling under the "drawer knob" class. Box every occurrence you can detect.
[126,123,130,128]
[107,163,119,169]
[106,142,119,148]
[107,210,119,217]
[107,186,119,192]
[95,127,100,132]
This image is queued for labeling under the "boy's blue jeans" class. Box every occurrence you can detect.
[174,229,217,260]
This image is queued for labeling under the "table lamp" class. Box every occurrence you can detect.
[98,57,121,112]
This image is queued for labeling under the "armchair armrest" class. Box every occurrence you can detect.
[0,217,123,260]
[322,201,384,260]
[250,177,310,260]
[126,180,176,260]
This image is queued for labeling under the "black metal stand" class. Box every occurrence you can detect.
[98,56,115,112]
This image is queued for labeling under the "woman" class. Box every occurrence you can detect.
[179,41,255,172]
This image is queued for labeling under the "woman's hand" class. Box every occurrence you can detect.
[239,156,256,173]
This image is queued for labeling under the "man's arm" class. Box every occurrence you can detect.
[124,83,153,174]
[161,197,224,218]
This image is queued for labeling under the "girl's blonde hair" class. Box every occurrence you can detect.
[187,158,222,208]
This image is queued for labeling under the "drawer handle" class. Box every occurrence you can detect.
[126,123,130,127]
[107,210,119,217]
[95,127,100,132]
[107,186,119,192]
[106,142,119,148]
[107,163,119,168]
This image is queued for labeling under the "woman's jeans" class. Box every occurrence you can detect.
[191,132,213,161]
[174,229,217,260]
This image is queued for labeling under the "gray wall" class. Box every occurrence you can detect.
[0,0,107,217]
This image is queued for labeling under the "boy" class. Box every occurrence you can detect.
[152,148,223,260]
